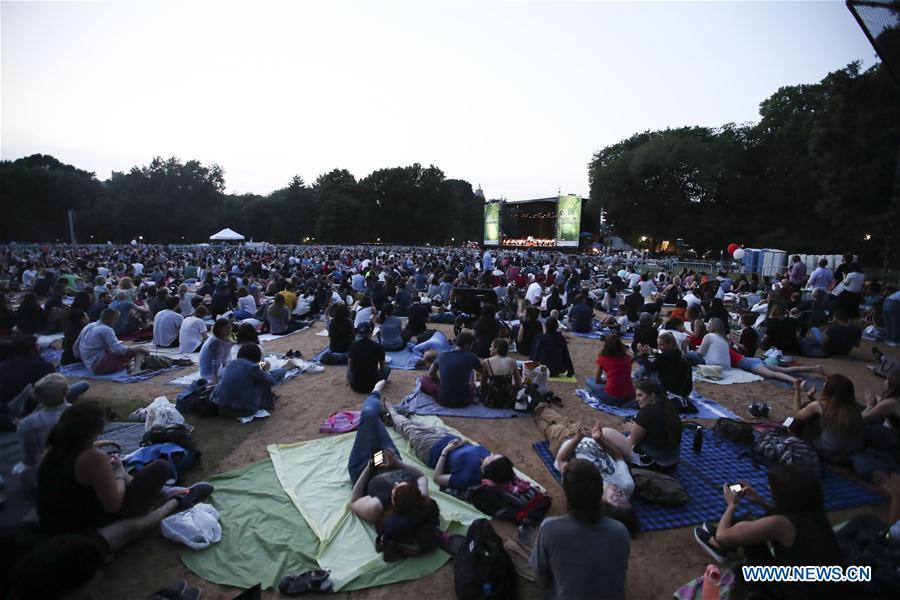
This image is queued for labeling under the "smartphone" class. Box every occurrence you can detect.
[782,416,794,428]
[373,450,385,467]
[729,484,744,494]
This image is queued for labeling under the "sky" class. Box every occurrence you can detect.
[1,0,880,200]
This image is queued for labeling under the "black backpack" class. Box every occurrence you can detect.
[175,380,218,417]
[480,362,515,409]
[469,484,551,526]
[454,519,518,600]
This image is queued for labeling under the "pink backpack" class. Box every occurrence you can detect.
[319,411,362,434]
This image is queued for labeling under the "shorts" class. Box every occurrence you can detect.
[737,357,763,371]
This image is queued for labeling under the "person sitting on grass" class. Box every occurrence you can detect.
[421,331,481,407]
[530,458,630,600]
[376,302,406,352]
[348,322,390,393]
[692,464,843,600]
[634,331,693,398]
[530,317,575,378]
[347,381,441,551]
[151,296,183,349]
[198,318,233,384]
[212,343,296,418]
[861,371,900,459]
[534,404,637,532]
[791,374,864,463]
[266,294,301,336]
[601,380,682,470]
[586,334,635,406]
[35,401,213,552]
[74,309,150,375]
[177,305,209,354]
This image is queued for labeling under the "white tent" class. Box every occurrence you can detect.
[209,228,245,241]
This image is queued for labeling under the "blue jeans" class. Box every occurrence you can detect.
[800,328,828,358]
[232,309,253,320]
[686,351,705,366]
[585,377,635,407]
[270,368,287,382]
[348,392,398,484]
[66,381,90,401]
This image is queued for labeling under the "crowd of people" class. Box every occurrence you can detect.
[0,241,898,599]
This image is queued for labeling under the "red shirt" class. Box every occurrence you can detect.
[596,355,635,399]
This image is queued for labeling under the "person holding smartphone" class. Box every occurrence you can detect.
[347,380,439,545]
[693,464,843,599]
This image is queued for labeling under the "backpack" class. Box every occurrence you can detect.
[176,380,219,417]
[142,423,197,452]
[713,418,754,445]
[142,355,173,371]
[480,362,515,409]
[123,442,198,485]
[454,519,519,600]
[631,468,688,506]
[753,430,822,476]
[469,480,552,526]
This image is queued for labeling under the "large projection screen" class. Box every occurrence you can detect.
[483,201,500,246]
[555,195,582,246]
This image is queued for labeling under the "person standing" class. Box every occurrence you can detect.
[806,259,833,292]
[788,255,807,288]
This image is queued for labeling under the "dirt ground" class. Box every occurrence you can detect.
[56,319,898,600]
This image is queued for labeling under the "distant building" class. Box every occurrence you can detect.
[475,184,484,198]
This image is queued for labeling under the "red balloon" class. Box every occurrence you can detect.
[727,243,739,255]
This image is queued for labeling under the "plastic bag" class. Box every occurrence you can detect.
[161,503,221,549]
[145,396,185,432]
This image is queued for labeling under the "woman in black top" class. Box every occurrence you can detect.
[61,309,89,366]
[693,464,844,600]
[473,305,501,359]
[517,306,542,356]
[705,298,730,326]
[328,303,354,353]
[35,401,213,552]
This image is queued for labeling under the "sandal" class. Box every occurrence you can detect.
[278,570,332,596]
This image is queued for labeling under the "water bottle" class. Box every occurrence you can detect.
[693,425,703,453]
[701,563,720,600]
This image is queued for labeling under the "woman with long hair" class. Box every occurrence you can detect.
[198,318,233,384]
[35,401,212,551]
[602,380,682,470]
[585,334,635,406]
[693,464,843,600]
[861,372,900,458]
[792,374,865,463]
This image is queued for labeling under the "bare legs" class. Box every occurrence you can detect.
[751,363,825,385]
[600,427,633,460]
[98,498,180,552]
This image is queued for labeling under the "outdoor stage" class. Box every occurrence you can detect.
[483,195,582,248]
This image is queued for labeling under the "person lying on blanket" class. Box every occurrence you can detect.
[534,404,637,532]
[601,380,682,470]
[381,396,516,491]
[347,381,443,553]
[691,464,843,600]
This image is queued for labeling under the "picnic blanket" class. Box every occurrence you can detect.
[258,326,309,342]
[182,417,486,592]
[36,333,64,348]
[576,388,740,420]
[532,429,885,532]
[167,356,319,386]
[692,367,763,385]
[101,422,147,455]
[311,342,425,370]
[40,348,63,364]
[58,362,180,383]
[397,379,526,419]
[548,374,578,383]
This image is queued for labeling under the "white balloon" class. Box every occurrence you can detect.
[733,248,746,260]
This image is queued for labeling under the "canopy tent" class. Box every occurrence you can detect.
[209,228,245,241]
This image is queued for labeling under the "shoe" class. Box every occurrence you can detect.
[169,482,214,510]
[701,521,718,537]
[693,526,728,563]
[278,570,332,596]
[748,403,769,419]
[180,588,202,600]
[873,346,885,361]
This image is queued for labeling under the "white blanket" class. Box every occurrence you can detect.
[692,367,763,385]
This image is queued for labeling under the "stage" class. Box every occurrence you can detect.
[483,195,582,248]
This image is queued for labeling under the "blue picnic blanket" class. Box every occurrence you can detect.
[40,348,63,364]
[312,340,441,371]
[58,362,180,383]
[532,429,885,532]
[398,379,526,419]
[576,388,740,420]
[569,319,633,341]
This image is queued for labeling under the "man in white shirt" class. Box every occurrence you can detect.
[21,266,37,289]
[75,308,149,374]
[132,262,144,276]
[179,305,209,353]
[682,290,702,308]
[627,270,642,290]
[526,276,543,305]
[152,297,184,348]
[806,259,833,292]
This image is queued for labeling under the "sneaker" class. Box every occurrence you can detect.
[693,526,728,563]
[748,403,769,419]
[278,570,332,596]
[701,521,718,537]
[169,482,214,510]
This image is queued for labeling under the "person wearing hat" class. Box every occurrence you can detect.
[17,374,71,478]
[348,322,390,393]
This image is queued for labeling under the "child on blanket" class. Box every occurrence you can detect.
[534,404,637,534]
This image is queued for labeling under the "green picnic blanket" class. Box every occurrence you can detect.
[181,416,487,592]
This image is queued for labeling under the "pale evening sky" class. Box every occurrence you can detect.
[1,0,879,200]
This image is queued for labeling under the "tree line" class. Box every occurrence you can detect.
[0,156,484,245]
[588,61,900,267]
